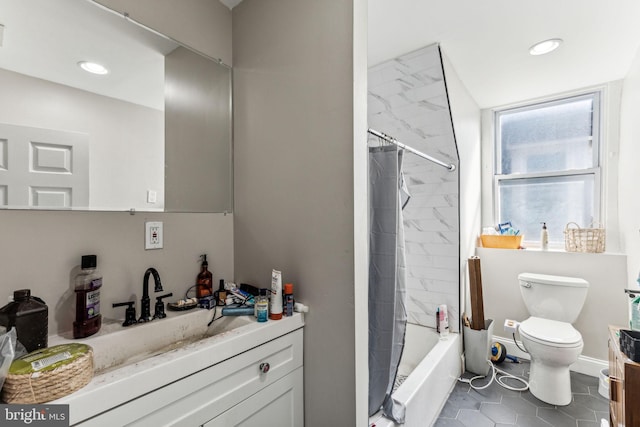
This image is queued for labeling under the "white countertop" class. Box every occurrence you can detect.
[51,311,304,425]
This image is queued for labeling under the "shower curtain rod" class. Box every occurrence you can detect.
[367,128,456,172]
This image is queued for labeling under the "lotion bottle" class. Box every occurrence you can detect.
[269,269,283,320]
[541,222,549,250]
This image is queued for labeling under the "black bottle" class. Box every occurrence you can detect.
[0,289,48,353]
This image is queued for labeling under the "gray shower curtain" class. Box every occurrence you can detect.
[368,145,409,423]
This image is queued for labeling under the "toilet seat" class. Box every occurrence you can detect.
[519,317,582,348]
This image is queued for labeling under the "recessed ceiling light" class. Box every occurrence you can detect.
[529,38,563,56]
[78,61,109,75]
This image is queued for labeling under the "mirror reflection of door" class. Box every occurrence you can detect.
[0,123,89,209]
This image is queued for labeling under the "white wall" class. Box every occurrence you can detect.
[231,1,360,425]
[442,53,482,330]
[0,68,164,211]
[619,46,640,288]
[476,79,631,369]
[94,0,233,66]
[481,81,624,252]
[477,248,627,362]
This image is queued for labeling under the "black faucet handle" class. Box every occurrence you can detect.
[153,293,173,320]
[112,301,137,327]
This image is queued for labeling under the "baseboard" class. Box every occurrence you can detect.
[492,335,608,378]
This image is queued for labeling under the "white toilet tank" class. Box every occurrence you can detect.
[518,272,589,323]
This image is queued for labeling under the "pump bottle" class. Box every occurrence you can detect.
[541,222,549,250]
[196,255,213,298]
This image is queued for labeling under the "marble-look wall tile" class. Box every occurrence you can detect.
[368,44,460,332]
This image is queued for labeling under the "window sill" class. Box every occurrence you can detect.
[476,246,626,257]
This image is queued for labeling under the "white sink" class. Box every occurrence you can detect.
[49,308,252,373]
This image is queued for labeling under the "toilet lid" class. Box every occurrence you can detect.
[519,317,582,347]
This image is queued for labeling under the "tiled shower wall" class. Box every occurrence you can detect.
[368,44,460,332]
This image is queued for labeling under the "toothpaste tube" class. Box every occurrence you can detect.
[224,282,254,305]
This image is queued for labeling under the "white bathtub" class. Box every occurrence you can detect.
[369,323,461,427]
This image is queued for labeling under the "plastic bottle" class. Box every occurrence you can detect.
[437,304,449,338]
[294,302,309,313]
[541,222,549,250]
[283,283,294,317]
[632,297,640,331]
[255,288,269,322]
[217,279,227,306]
[74,255,102,339]
[0,289,48,353]
[269,269,283,320]
[196,255,213,298]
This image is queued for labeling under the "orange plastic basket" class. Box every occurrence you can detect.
[480,234,523,249]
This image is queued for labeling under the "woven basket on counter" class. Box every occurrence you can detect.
[2,343,93,404]
[564,222,606,253]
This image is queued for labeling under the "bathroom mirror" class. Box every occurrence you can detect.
[0,0,232,213]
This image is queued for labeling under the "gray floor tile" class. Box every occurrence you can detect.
[501,395,537,417]
[572,393,609,413]
[587,385,603,397]
[480,401,518,424]
[557,400,596,421]
[447,389,482,410]
[435,360,610,427]
[438,401,461,419]
[468,383,503,403]
[456,409,495,427]
[433,419,466,427]
[570,382,591,394]
[537,407,578,427]
[520,389,555,408]
[515,414,553,427]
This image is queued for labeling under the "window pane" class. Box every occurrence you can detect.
[498,174,595,244]
[498,94,597,174]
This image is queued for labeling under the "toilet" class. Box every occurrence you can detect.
[517,272,589,406]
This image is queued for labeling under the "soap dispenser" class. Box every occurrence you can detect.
[196,255,213,298]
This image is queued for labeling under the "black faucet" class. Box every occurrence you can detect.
[139,267,163,322]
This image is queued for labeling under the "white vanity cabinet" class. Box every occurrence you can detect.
[74,328,303,427]
[203,367,303,426]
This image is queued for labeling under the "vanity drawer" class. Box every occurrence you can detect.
[76,328,303,427]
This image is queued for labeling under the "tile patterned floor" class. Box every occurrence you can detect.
[434,360,609,427]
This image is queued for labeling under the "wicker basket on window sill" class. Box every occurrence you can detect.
[564,222,605,253]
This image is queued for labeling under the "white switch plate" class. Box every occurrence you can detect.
[147,190,157,204]
[145,221,163,250]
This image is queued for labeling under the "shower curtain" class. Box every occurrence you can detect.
[368,145,410,423]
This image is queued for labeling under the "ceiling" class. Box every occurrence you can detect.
[219,0,242,10]
[368,0,640,108]
[0,0,178,110]
[5,1,639,112]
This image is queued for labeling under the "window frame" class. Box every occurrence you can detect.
[492,90,603,247]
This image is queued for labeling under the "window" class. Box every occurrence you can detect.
[494,92,601,246]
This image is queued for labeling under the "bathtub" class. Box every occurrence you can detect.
[369,323,461,427]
